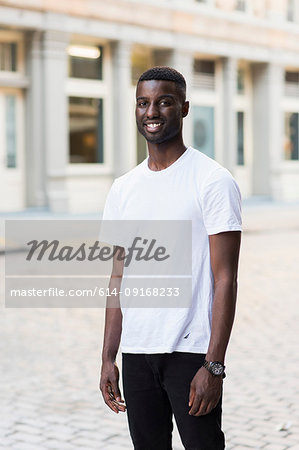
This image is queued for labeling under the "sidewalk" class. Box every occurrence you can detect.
[1,200,299,449]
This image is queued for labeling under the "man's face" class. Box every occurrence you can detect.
[135,80,189,145]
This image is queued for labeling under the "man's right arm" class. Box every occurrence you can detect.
[99,247,126,414]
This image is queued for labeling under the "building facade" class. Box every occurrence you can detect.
[0,0,299,212]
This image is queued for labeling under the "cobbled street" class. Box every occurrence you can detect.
[1,202,299,450]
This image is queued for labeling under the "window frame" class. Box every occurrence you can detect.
[282,68,299,164]
[66,41,112,172]
[191,57,220,160]
[0,30,25,79]
[235,62,252,168]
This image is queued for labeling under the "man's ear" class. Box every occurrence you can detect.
[182,101,189,118]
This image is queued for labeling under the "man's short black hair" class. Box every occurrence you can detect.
[138,66,186,101]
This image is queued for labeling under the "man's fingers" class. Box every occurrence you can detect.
[194,403,208,416]
[188,388,195,407]
[110,382,122,402]
[103,391,119,413]
[103,390,126,413]
[188,395,201,415]
[193,399,217,417]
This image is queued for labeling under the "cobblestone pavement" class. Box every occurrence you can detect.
[1,202,299,450]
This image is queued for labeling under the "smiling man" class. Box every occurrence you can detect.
[100,67,242,450]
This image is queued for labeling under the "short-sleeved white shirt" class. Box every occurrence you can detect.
[103,147,242,354]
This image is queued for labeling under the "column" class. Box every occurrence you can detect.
[221,57,237,173]
[25,31,46,207]
[42,29,69,212]
[111,41,134,178]
[251,62,283,196]
[153,49,193,146]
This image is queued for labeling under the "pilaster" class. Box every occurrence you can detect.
[111,41,134,177]
[221,57,237,172]
[42,29,69,212]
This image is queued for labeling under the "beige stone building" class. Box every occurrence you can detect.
[0,0,299,212]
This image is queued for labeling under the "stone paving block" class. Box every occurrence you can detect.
[259,435,294,446]
[74,429,113,440]
[43,424,76,435]
[45,439,76,449]
[14,424,43,435]
[71,436,105,447]
[12,443,47,450]
[68,420,99,431]
[229,436,265,448]
[0,436,17,447]
[263,445,289,450]
[10,431,45,444]
[42,431,77,442]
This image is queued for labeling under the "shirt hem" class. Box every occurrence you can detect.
[207,224,242,235]
[121,345,208,354]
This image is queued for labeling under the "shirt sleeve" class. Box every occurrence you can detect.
[201,168,242,235]
[99,181,127,247]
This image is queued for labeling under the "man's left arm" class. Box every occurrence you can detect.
[188,230,241,416]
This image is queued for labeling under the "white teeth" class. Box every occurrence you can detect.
[147,123,161,128]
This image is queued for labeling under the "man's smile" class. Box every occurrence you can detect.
[144,122,164,132]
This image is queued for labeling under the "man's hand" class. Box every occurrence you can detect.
[100,361,126,414]
[188,367,222,416]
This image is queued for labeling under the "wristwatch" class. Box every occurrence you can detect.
[203,359,225,377]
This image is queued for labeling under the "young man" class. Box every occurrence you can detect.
[100,67,242,449]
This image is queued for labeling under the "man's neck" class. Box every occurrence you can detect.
[147,140,187,171]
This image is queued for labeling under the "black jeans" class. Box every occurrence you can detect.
[122,352,225,450]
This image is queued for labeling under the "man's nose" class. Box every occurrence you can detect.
[146,102,159,118]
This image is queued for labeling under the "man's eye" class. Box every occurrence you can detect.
[160,100,170,106]
[137,102,147,107]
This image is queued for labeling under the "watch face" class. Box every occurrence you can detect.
[211,362,224,375]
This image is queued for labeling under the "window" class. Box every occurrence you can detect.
[285,71,299,97]
[235,0,246,12]
[287,0,295,21]
[5,95,17,168]
[68,45,103,80]
[193,105,215,158]
[237,68,245,94]
[0,43,17,72]
[193,60,215,90]
[131,50,151,85]
[69,97,104,163]
[237,111,245,165]
[284,112,299,160]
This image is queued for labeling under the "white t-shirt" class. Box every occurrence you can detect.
[102,146,242,354]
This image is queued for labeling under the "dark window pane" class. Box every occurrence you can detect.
[285,71,299,83]
[237,68,245,94]
[193,105,215,159]
[6,95,17,168]
[287,0,295,21]
[131,52,150,85]
[237,111,245,165]
[136,127,147,164]
[284,112,299,160]
[11,43,17,71]
[193,60,215,90]
[0,43,18,72]
[236,0,246,11]
[69,97,104,163]
[69,46,103,80]
[285,71,299,97]
[194,59,215,75]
